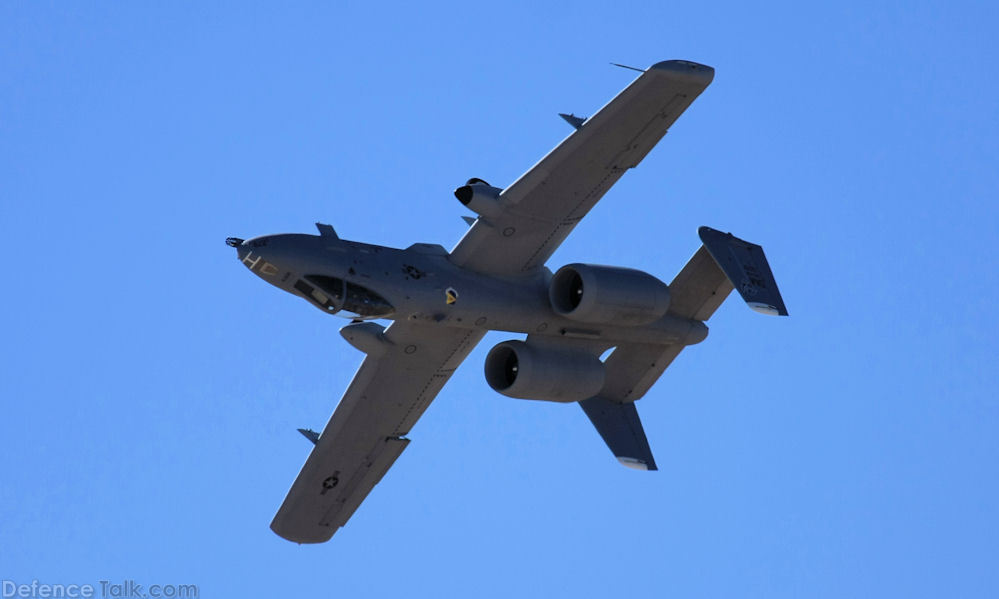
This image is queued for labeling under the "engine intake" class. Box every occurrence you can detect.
[549,264,671,326]
[484,340,604,403]
[454,178,503,217]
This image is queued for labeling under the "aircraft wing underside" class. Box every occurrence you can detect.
[449,60,715,276]
[271,322,484,543]
[254,58,790,541]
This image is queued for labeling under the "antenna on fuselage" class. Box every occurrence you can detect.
[315,222,339,239]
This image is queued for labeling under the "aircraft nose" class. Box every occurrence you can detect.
[226,237,249,261]
[229,235,286,280]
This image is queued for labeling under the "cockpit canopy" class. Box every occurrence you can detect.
[293,275,394,319]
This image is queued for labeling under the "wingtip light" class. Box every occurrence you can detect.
[617,457,650,471]
[748,302,785,316]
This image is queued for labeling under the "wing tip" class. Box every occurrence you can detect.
[748,302,788,317]
[617,456,658,471]
[649,60,715,85]
[270,519,336,544]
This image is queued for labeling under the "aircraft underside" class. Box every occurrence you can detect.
[228,59,787,543]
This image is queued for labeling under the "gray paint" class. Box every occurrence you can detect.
[231,60,788,544]
[579,398,658,471]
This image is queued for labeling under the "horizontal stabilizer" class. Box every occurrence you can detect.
[579,397,657,470]
[698,226,788,316]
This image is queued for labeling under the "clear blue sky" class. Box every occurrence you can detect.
[3,2,997,597]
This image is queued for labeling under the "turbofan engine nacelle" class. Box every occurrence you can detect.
[484,340,604,403]
[454,178,503,218]
[549,264,671,326]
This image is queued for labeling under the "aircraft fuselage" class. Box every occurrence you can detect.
[233,232,707,349]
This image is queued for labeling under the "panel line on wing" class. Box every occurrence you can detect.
[392,373,446,436]
[448,61,714,276]
[390,329,483,435]
[519,166,625,272]
[521,223,569,272]
[566,166,624,219]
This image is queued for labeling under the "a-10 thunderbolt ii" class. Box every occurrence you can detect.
[227,59,788,544]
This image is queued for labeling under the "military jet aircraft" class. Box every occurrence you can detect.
[228,59,787,544]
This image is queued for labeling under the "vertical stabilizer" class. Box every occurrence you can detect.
[697,226,788,316]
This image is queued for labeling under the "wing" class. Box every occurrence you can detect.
[449,60,714,276]
[270,322,484,543]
